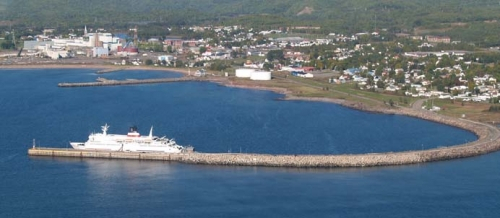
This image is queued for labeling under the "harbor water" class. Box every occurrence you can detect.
[0,69,498,217]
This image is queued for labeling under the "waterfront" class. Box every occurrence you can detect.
[0,68,498,217]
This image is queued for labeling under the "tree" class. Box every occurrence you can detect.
[315,60,324,70]
[145,59,154,65]
[468,81,475,92]
[375,66,383,76]
[209,61,228,71]
[175,60,184,68]
[376,80,385,88]
[199,46,207,54]
[475,87,480,95]
[263,62,274,70]
[389,99,394,107]
[0,41,15,50]
[266,50,284,62]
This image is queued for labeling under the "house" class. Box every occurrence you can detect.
[164,37,184,50]
[343,68,361,75]
[385,85,399,92]
[395,33,410,38]
[42,28,55,36]
[148,38,160,43]
[426,35,451,44]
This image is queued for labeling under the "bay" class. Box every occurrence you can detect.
[0,68,496,218]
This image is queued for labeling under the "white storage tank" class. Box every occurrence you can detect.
[235,68,255,78]
[250,71,272,81]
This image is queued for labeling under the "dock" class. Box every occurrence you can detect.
[58,77,208,87]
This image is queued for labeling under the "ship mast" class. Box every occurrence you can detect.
[102,124,109,136]
[149,126,153,139]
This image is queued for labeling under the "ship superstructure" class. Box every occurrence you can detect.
[70,124,185,153]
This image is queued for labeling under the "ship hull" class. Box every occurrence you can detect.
[70,141,182,153]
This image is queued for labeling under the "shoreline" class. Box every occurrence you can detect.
[218,81,489,139]
[8,63,500,167]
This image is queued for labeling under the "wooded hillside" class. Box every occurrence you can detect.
[2,0,500,45]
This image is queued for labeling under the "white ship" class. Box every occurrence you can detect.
[70,124,187,153]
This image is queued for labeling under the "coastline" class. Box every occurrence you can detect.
[203,76,500,167]
[10,63,500,167]
[218,81,490,139]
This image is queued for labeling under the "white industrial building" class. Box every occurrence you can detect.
[43,44,69,59]
[235,68,255,78]
[92,47,109,57]
[250,71,272,81]
[23,41,54,53]
[235,68,271,80]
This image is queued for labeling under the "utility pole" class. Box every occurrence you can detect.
[11,29,16,49]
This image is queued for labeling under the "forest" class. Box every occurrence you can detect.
[1,0,500,46]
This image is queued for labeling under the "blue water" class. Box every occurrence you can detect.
[0,69,498,217]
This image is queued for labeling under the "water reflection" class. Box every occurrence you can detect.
[32,156,175,182]
[30,155,428,175]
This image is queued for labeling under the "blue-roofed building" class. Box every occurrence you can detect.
[343,68,361,75]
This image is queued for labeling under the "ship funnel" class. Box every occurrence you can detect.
[149,126,153,139]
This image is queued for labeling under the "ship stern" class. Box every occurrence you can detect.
[70,142,85,150]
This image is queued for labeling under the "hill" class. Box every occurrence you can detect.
[2,0,500,45]
[2,0,500,27]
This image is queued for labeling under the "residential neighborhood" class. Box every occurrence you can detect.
[3,24,500,106]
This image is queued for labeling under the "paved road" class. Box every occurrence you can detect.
[411,98,428,110]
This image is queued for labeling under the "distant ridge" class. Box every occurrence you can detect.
[1,0,500,35]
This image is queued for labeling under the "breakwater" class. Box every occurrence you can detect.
[58,77,211,87]
[27,136,499,167]
[96,68,124,74]
[28,111,500,168]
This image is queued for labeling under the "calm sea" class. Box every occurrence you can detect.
[0,69,498,218]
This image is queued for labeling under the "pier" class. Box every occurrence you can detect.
[27,104,500,168]
[27,131,500,167]
[58,77,209,87]
[27,100,500,168]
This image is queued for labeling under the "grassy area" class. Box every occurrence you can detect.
[432,99,500,123]
[285,77,415,106]
[227,75,386,107]
[219,74,500,123]
[333,83,415,106]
